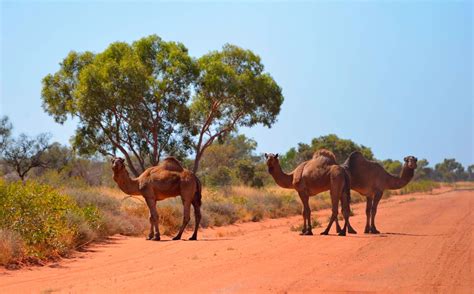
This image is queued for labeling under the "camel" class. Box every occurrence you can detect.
[343,151,417,234]
[111,157,202,241]
[265,149,356,236]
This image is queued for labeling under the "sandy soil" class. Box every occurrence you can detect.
[1,190,472,293]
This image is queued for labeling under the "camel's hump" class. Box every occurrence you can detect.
[159,157,184,172]
[344,151,373,169]
[312,149,337,163]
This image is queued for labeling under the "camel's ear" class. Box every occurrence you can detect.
[404,156,408,162]
[414,157,418,162]
[264,153,268,159]
[119,158,125,163]
[275,153,279,159]
[111,157,115,163]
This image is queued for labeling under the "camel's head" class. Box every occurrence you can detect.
[403,156,418,170]
[111,157,126,172]
[264,153,279,172]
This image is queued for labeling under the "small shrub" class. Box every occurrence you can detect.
[290,219,322,232]
[203,201,241,226]
[207,166,233,187]
[399,180,440,195]
[65,187,147,237]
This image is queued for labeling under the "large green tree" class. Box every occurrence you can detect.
[413,158,434,180]
[42,35,197,176]
[189,44,283,172]
[435,158,466,182]
[2,133,52,182]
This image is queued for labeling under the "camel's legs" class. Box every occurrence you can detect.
[189,198,201,241]
[145,197,160,241]
[173,198,192,240]
[370,191,383,234]
[364,197,373,234]
[335,218,342,234]
[321,189,340,235]
[298,191,313,235]
[339,189,353,236]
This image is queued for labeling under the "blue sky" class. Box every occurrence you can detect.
[1,1,472,166]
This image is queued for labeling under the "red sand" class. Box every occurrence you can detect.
[1,190,472,293]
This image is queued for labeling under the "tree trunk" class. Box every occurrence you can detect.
[193,150,202,174]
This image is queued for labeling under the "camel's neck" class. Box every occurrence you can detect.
[269,163,294,189]
[386,167,414,190]
[113,169,141,195]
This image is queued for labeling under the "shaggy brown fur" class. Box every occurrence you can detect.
[112,157,202,241]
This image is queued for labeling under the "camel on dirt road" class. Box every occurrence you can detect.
[265,149,356,236]
[112,157,202,241]
[343,151,417,234]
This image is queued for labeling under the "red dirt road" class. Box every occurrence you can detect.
[1,190,473,293]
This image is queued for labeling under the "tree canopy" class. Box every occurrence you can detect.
[189,44,283,172]
[42,35,197,176]
[2,133,52,181]
[198,134,268,187]
[42,36,283,175]
[279,134,374,171]
[435,158,466,182]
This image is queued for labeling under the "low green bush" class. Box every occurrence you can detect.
[0,180,148,266]
[399,180,440,195]
[0,181,91,262]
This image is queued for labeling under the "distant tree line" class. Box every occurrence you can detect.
[1,115,472,187]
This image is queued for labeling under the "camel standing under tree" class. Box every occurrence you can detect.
[112,157,202,241]
[265,150,356,236]
[343,151,417,234]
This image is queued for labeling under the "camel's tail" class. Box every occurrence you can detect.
[193,175,202,207]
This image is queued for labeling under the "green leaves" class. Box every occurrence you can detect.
[42,36,283,174]
[280,134,375,170]
[194,44,282,128]
[190,44,283,172]
[42,35,198,175]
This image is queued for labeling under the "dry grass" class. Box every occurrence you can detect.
[0,229,24,267]
[88,184,370,237]
[290,219,322,232]
[92,185,369,237]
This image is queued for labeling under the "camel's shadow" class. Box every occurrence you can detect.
[319,233,387,239]
[317,231,447,238]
